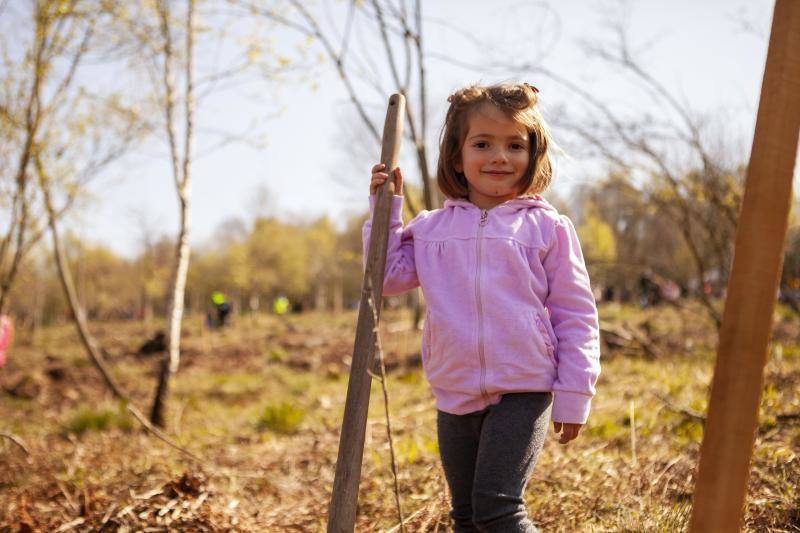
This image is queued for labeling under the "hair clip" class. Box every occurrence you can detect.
[447,94,455,103]
[524,83,540,94]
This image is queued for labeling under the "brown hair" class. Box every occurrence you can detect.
[436,83,553,199]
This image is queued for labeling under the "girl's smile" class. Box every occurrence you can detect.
[455,104,530,209]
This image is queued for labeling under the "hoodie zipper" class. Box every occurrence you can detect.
[475,209,490,403]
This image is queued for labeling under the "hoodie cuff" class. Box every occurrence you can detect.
[551,390,592,424]
[368,194,404,225]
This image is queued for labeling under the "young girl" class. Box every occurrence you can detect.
[364,83,600,532]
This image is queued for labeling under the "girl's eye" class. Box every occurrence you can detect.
[510,143,526,150]
[474,141,489,149]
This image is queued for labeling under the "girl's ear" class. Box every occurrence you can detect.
[454,158,463,173]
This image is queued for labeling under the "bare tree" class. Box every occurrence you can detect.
[506,17,747,328]
[415,1,751,327]
[0,0,95,313]
[238,0,436,213]
[94,0,298,425]
[149,0,196,428]
[10,0,146,397]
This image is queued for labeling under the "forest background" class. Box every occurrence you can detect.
[3,0,798,329]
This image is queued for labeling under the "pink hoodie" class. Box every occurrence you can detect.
[363,194,600,424]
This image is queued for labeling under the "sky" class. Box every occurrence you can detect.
[71,0,776,258]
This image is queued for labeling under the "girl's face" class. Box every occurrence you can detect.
[455,104,530,210]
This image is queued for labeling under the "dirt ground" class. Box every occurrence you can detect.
[1,302,798,532]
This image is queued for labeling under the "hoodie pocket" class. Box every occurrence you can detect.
[534,314,557,367]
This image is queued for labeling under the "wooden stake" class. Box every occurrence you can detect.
[327,94,406,532]
[689,1,800,531]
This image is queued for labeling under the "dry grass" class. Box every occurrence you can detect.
[0,302,798,532]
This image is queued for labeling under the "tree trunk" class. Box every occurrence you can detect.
[142,290,153,335]
[315,283,327,310]
[249,292,260,313]
[333,280,343,313]
[151,177,191,427]
[149,0,195,428]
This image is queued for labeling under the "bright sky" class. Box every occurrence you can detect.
[77,0,775,257]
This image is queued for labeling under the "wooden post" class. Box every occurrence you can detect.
[689,1,800,531]
[327,94,405,532]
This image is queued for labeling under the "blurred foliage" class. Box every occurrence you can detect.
[9,210,368,326]
[6,175,800,327]
[257,401,305,434]
[64,404,134,436]
[576,203,617,277]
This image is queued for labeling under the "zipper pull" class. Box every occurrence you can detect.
[480,210,488,226]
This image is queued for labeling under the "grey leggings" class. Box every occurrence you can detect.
[437,392,552,533]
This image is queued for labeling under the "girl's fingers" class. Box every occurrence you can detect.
[370,171,389,194]
[371,173,390,184]
[370,166,403,195]
[561,425,581,444]
[554,422,581,444]
[393,168,403,195]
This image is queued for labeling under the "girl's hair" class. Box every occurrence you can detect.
[437,83,553,199]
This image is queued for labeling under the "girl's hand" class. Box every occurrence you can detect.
[370,163,403,196]
[553,421,582,444]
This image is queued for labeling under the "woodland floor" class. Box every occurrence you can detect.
[1,301,799,532]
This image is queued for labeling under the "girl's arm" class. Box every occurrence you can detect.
[542,215,601,425]
[362,166,420,296]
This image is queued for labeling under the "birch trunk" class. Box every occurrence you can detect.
[167,193,191,374]
[150,0,195,427]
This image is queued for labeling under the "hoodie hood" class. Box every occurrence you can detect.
[442,195,558,213]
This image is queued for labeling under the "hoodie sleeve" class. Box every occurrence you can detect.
[362,195,420,296]
[542,215,601,424]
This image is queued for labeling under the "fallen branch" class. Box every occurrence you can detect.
[126,404,270,480]
[386,506,426,533]
[652,392,706,423]
[600,321,661,358]
[654,392,800,427]
[126,404,203,464]
[0,431,30,456]
[54,517,85,532]
[650,456,683,488]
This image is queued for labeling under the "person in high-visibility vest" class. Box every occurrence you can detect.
[211,291,231,327]
[273,295,290,316]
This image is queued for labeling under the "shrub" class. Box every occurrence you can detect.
[257,402,305,434]
[268,347,288,363]
[65,405,133,436]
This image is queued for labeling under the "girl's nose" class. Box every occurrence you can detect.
[491,148,509,163]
